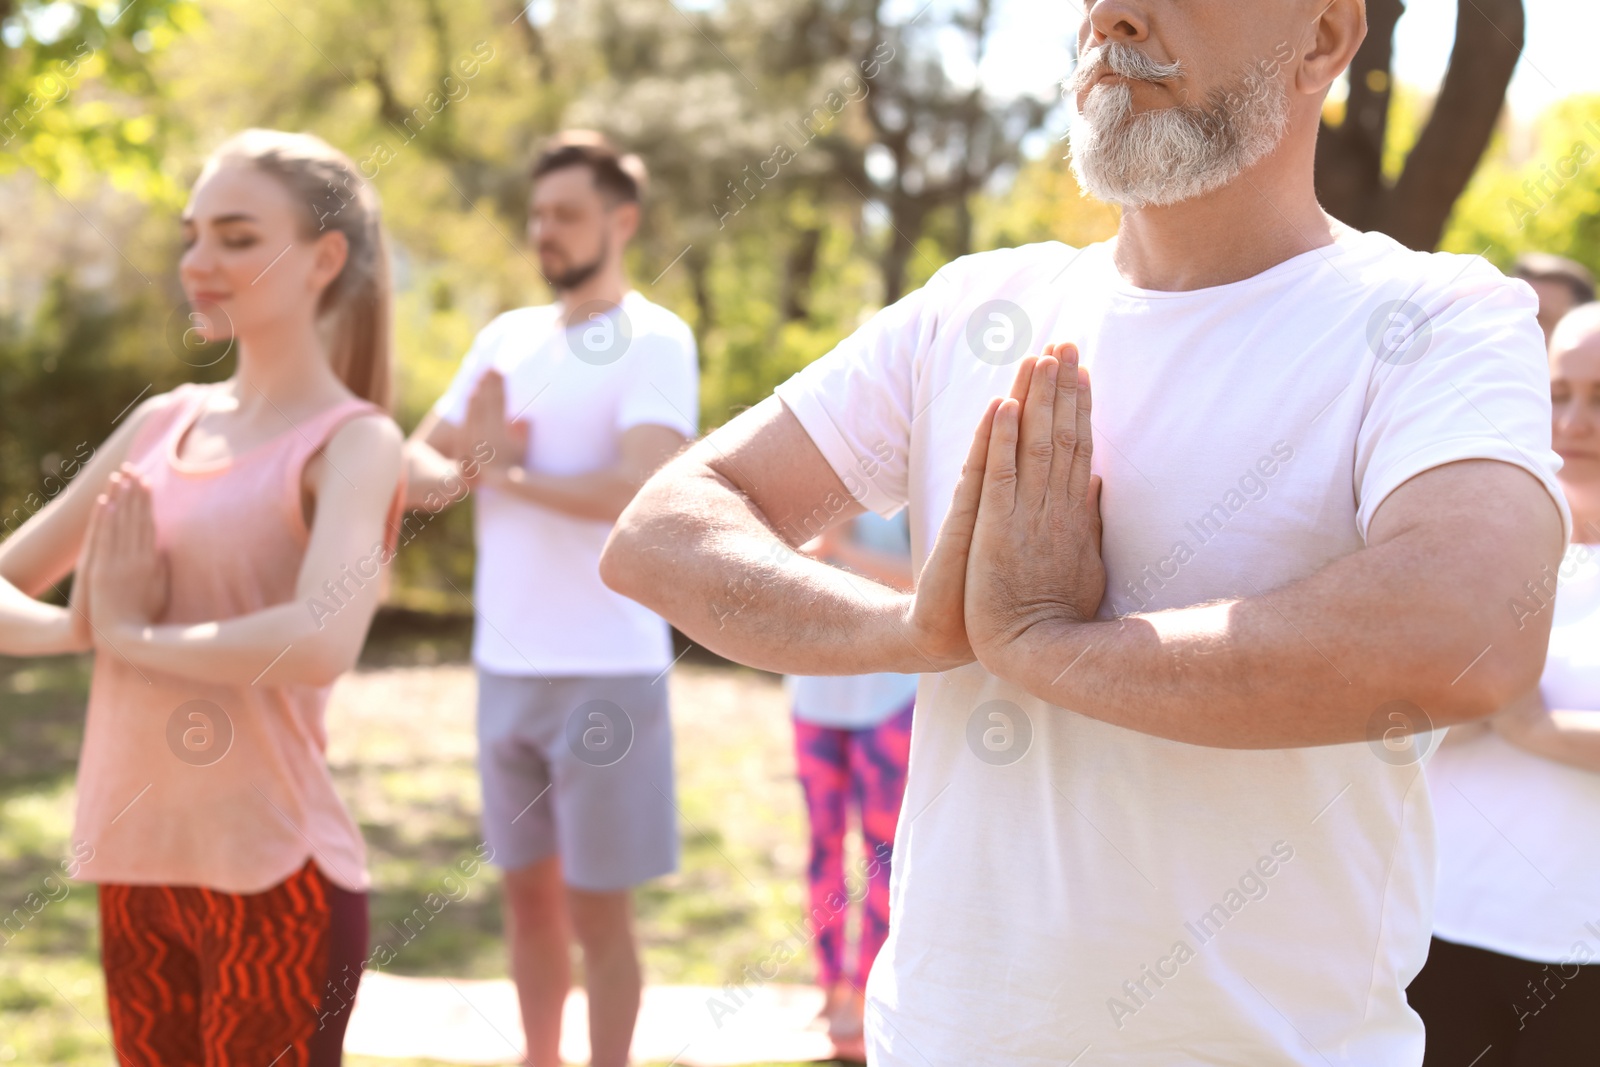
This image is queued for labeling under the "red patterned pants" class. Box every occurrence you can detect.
[98,858,368,1067]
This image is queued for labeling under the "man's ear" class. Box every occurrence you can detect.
[1296,0,1365,97]
[612,201,641,246]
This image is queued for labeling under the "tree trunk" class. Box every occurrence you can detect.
[1314,0,1402,230]
[781,228,822,321]
[1315,0,1523,250]
[881,195,925,306]
[1381,0,1523,248]
[686,247,715,338]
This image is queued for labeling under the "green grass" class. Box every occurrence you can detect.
[0,621,847,1066]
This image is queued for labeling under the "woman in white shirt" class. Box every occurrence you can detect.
[1410,302,1600,1064]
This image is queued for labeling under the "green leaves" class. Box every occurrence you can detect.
[0,0,196,202]
[1443,95,1600,277]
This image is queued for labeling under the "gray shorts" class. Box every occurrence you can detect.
[475,669,678,891]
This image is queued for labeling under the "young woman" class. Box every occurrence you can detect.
[0,128,405,1066]
[1409,301,1600,1064]
[785,510,917,1062]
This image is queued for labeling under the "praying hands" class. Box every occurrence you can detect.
[80,465,170,635]
[462,369,530,487]
[909,345,1106,675]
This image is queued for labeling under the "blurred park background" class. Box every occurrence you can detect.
[4,0,1600,1062]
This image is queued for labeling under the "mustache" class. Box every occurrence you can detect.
[1065,42,1184,95]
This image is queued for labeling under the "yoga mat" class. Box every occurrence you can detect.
[342,972,841,1065]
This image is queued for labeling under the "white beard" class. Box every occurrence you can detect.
[1068,72,1290,209]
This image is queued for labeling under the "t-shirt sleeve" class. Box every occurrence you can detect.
[431,317,503,427]
[615,323,700,439]
[1354,267,1573,546]
[772,271,943,518]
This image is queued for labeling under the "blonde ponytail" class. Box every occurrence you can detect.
[206,129,394,410]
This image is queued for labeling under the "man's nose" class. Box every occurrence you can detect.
[1085,0,1150,48]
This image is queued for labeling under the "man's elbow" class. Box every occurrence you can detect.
[598,470,652,527]
[603,456,722,608]
[599,494,653,602]
[1420,636,1549,726]
[603,459,693,603]
[598,529,643,606]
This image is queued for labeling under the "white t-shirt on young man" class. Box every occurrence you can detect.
[1429,540,1600,965]
[772,230,1570,1066]
[434,290,698,677]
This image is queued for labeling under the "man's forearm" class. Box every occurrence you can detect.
[490,466,636,524]
[997,603,1380,748]
[823,540,915,592]
[602,463,936,675]
[994,538,1546,749]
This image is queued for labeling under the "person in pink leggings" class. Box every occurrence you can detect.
[787,510,916,1061]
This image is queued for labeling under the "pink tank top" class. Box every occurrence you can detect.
[72,382,403,893]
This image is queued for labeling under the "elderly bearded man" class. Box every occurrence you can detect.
[600,1,1569,1063]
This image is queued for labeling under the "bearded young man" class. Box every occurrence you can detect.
[405,132,698,1067]
[602,1,1568,1063]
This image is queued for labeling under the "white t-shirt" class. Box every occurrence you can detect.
[786,512,920,729]
[434,290,698,676]
[772,231,1570,1066]
[1429,541,1600,965]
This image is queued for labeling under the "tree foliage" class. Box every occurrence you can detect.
[1443,95,1600,276]
[1,0,197,199]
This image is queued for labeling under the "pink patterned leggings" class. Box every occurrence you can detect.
[791,699,914,989]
